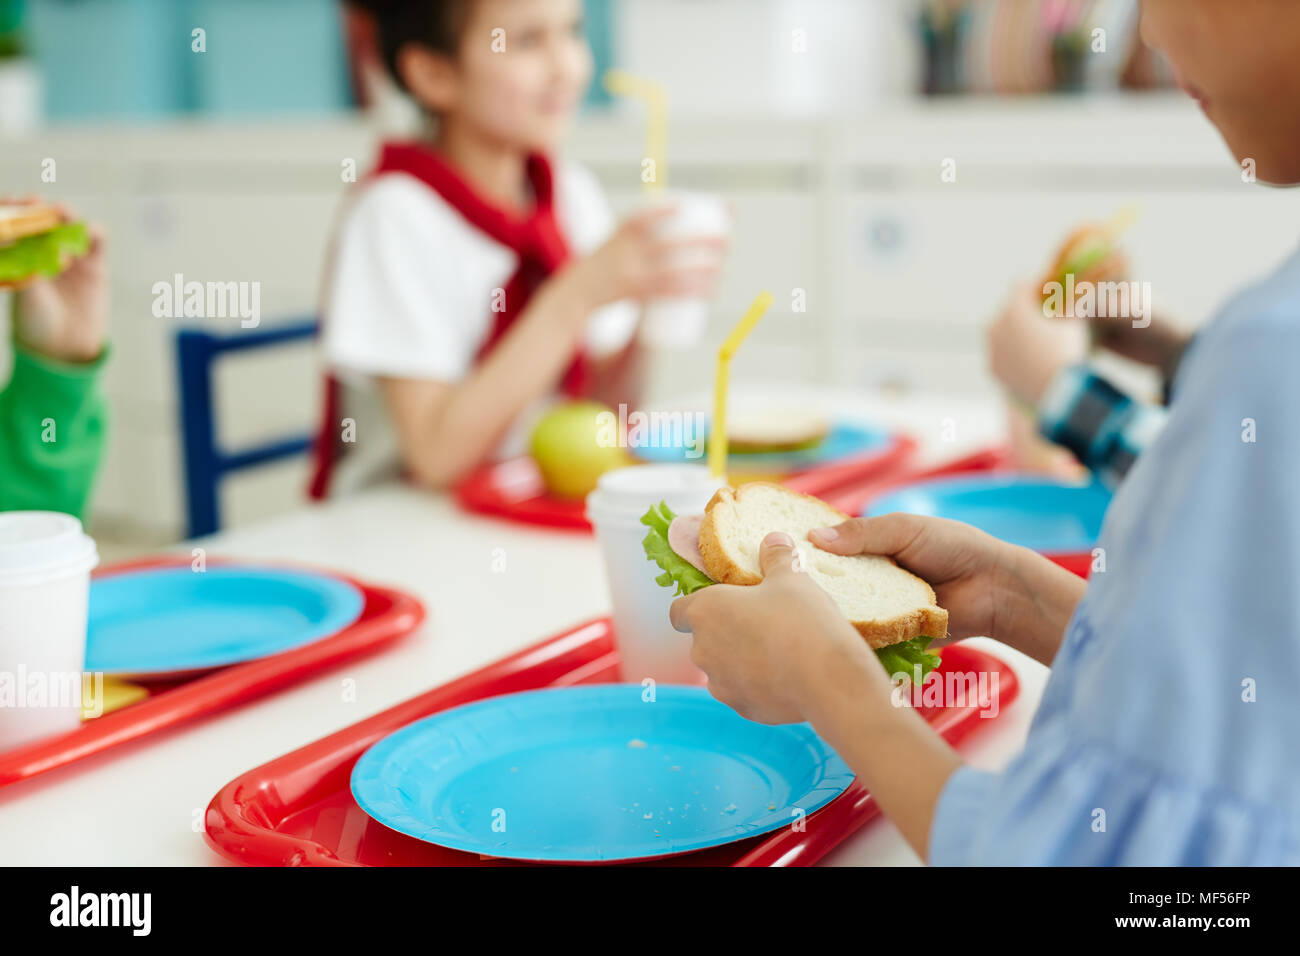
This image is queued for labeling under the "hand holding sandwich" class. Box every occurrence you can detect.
[994,222,1193,407]
[667,502,1085,860]
[989,281,1091,406]
[673,528,963,859]
[991,222,1132,406]
[671,511,1085,721]
[3,199,108,364]
[808,513,1086,667]
[0,199,109,520]
[670,530,868,725]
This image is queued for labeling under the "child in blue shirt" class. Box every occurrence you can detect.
[669,0,1300,864]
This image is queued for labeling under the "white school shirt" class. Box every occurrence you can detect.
[320,160,637,493]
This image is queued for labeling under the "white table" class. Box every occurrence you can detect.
[0,392,1049,866]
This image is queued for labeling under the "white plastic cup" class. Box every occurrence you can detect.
[0,60,42,137]
[0,512,99,750]
[587,464,724,685]
[640,191,731,349]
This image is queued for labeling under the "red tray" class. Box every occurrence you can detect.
[820,446,1095,578]
[453,434,918,533]
[0,558,424,789]
[204,616,1018,866]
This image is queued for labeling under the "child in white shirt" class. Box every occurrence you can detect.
[312,0,725,496]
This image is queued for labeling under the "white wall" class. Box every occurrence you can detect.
[614,0,917,116]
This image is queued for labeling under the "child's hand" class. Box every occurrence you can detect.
[670,513,1085,721]
[1042,243,1192,383]
[560,206,727,313]
[810,513,1086,666]
[989,281,1089,406]
[13,208,108,365]
[809,514,1015,642]
[670,532,871,725]
[676,530,973,858]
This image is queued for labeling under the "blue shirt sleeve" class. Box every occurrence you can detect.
[930,261,1300,866]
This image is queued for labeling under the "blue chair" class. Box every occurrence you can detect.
[175,320,320,538]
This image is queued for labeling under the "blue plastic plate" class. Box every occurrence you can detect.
[86,566,366,675]
[867,474,1112,553]
[351,684,854,863]
[632,421,890,470]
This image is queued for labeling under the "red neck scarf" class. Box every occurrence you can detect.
[309,142,588,499]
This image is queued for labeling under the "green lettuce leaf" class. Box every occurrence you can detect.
[641,500,942,682]
[875,636,942,683]
[640,501,714,596]
[0,222,90,283]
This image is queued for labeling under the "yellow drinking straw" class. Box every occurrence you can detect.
[602,69,669,193]
[709,292,776,479]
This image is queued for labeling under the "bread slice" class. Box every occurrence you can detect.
[698,482,948,649]
[0,204,62,244]
[727,410,830,453]
[1041,224,1125,294]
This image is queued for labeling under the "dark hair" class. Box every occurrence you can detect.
[351,0,473,91]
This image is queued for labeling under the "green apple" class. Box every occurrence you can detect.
[530,401,632,500]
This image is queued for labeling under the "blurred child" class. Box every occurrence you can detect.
[0,205,108,520]
[670,0,1300,864]
[311,0,726,496]
[990,277,1192,489]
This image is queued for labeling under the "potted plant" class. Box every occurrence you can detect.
[0,0,40,133]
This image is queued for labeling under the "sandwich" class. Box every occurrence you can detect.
[642,482,948,680]
[1038,220,1133,322]
[0,203,91,289]
[726,409,830,454]
[1040,222,1126,293]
